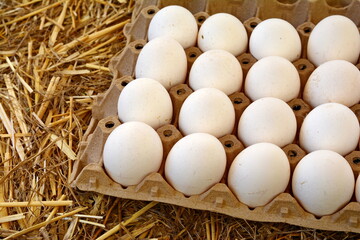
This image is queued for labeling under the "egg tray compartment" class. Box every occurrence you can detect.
[110,0,360,83]
[70,73,360,233]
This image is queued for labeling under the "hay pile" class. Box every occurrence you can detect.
[0,1,358,239]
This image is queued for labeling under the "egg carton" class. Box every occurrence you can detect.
[70,76,360,233]
[70,0,360,233]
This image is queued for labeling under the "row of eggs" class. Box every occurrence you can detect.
[103,120,357,218]
[103,6,360,217]
[137,21,360,107]
[146,5,360,65]
[117,79,359,156]
[106,79,360,217]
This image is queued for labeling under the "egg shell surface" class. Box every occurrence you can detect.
[117,78,173,129]
[147,5,198,49]
[165,133,226,196]
[356,175,360,202]
[189,49,243,95]
[135,37,187,90]
[103,121,163,187]
[303,60,360,108]
[197,13,248,56]
[299,103,360,156]
[249,18,301,61]
[292,150,354,217]
[237,97,297,147]
[245,56,300,102]
[228,142,290,208]
[307,15,360,67]
[179,88,235,138]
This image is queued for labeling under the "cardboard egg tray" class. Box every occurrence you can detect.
[70,0,360,233]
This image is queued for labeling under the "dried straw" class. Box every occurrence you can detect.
[96,201,158,240]
[3,207,87,239]
[0,201,72,207]
[1,0,360,239]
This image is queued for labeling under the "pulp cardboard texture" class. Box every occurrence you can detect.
[70,0,360,233]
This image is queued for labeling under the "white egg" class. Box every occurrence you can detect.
[356,175,360,202]
[179,88,235,138]
[103,121,163,187]
[189,49,243,95]
[197,13,248,56]
[307,15,360,67]
[245,56,300,102]
[292,150,354,217]
[249,18,301,61]
[299,103,360,156]
[165,133,226,196]
[303,60,360,108]
[117,78,173,129]
[147,5,198,49]
[238,97,297,147]
[135,37,187,90]
[228,142,290,208]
